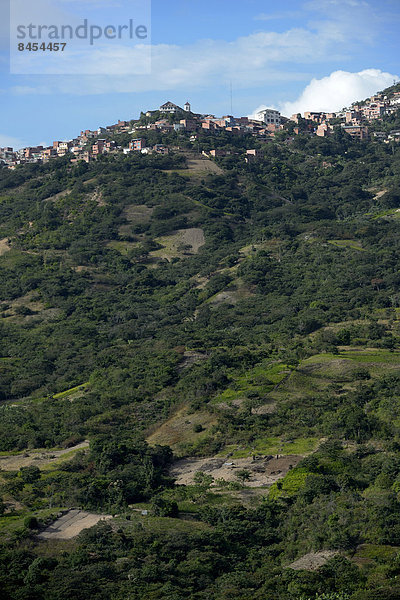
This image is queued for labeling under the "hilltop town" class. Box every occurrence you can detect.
[1,89,400,168]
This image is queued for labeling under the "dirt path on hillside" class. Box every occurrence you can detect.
[0,441,89,471]
[171,454,303,488]
[37,509,112,540]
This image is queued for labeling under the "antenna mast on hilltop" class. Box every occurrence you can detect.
[230,81,233,115]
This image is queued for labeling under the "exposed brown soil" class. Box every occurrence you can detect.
[170,454,303,488]
[186,158,224,174]
[288,550,338,571]
[0,441,89,471]
[151,228,205,260]
[180,228,205,252]
[37,509,112,540]
[146,405,216,452]
[0,238,11,256]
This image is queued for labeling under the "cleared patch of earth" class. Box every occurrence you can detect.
[0,441,89,471]
[186,158,224,174]
[151,228,205,260]
[37,509,112,540]
[370,188,387,201]
[147,405,216,453]
[2,291,61,324]
[288,550,338,571]
[5,291,44,313]
[0,238,11,256]
[170,454,303,488]
[192,275,210,290]
[89,188,106,207]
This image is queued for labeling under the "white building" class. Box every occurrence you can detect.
[159,101,183,114]
[255,108,281,125]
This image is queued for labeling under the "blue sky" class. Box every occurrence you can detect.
[0,0,399,149]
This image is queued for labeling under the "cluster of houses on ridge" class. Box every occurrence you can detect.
[1,93,400,169]
[291,90,400,141]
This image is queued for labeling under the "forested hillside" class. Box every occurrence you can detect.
[1,96,400,600]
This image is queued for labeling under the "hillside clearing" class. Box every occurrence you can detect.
[37,509,112,540]
[170,454,303,487]
[0,441,89,471]
[146,404,216,453]
[150,228,205,259]
[269,349,400,404]
[288,550,339,571]
[186,158,224,174]
[0,238,11,256]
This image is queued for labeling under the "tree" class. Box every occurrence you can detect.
[19,466,41,484]
[151,495,179,517]
[236,469,251,483]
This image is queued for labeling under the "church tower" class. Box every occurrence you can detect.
[184,101,191,112]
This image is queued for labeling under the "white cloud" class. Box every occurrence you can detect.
[4,0,386,98]
[278,69,399,116]
[8,24,351,95]
[254,11,302,21]
[0,134,28,150]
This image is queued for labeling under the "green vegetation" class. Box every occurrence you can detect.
[221,437,318,458]
[52,383,89,399]
[269,466,310,499]
[328,239,366,251]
